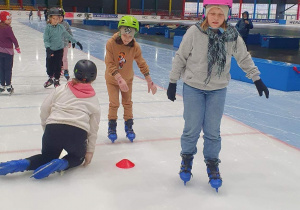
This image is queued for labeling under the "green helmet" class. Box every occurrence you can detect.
[58,8,65,16]
[118,16,139,33]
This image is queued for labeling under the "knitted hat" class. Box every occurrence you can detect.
[0,11,11,22]
[205,5,229,21]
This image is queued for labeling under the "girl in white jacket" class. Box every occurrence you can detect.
[0,60,100,179]
[167,0,269,192]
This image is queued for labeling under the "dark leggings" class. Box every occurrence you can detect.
[242,36,248,50]
[0,52,13,86]
[46,49,63,79]
[27,124,87,170]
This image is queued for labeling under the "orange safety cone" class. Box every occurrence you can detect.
[116,159,135,169]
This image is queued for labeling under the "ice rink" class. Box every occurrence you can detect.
[0,20,299,210]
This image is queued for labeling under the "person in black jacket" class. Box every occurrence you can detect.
[235,11,253,49]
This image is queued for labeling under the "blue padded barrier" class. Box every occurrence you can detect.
[278,19,287,25]
[139,26,167,35]
[83,19,105,26]
[231,57,300,91]
[109,22,118,29]
[246,33,261,45]
[165,28,187,38]
[65,19,72,26]
[261,37,299,49]
[173,36,183,48]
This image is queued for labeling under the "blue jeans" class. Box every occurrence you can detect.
[181,83,227,161]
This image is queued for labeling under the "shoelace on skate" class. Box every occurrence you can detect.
[207,165,222,180]
[180,158,193,174]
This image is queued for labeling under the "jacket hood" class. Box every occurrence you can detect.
[242,11,249,19]
[67,81,95,98]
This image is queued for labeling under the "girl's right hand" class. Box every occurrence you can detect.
[115,74,129,92]
[16,48,21,53]
[83,152,94,166]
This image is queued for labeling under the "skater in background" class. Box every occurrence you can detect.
[0,60,100,179]
[44,8,48,21]
[0,11,21,95]
[105,15,157,143]
[58,8,72,80]
[167,0,269,192]
[29,10,33,21]
[235,11,253,49]
[37,9,42,21]
[43,7,83,88]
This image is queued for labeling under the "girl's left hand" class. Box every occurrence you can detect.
[83,152,94,166]
[16,48,21,53]
[145,76,157,95]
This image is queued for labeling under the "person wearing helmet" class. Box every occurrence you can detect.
[43,7,83,88]
[58,7,73,80]
[0,59,100,179]
[0,11,21,95]
[105,15,157,143]
[167,0,269,192]
[235,11,253,49]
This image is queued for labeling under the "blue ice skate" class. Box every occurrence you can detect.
[0,159,30,175]
[64,70,70,80]
[31,159,68,179]
[205,159,222,192]
[108,120,117,143]
[125,119,135,142]
[179,154,194,185]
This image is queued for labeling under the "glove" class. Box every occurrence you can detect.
[72,43,75,48]
[167,83,177,102]
[254,79,269,98]
[46,47,54,57]
[145,76,157,95]
[76,42,83,50]
[16,48,21,53]
[115,74,129,92]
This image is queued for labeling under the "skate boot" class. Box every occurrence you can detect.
[53,79,60,88]
[125,119,135,142]
[179,154,194,185]
[31,159,68,179]
[108,120,117,143]
[0,159,30,175]
[6,85,14,95]
[205,159,222,192]
[64,70,70,80]
[44,77,53,88]
[0,85,5,93]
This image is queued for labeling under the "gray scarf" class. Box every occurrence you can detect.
[195,20,239,85]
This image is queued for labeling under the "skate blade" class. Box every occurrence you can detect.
[9,90,14,96]
[30,162,54,178]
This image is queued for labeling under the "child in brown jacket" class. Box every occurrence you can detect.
[105,15,157,143]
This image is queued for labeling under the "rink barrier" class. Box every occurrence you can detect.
[261,36,299,49]
[173,36,183,48]
[139,26,167,35]
[165,28,187,38]
[278,19,287,25]
[109,22,118,29]
[65,19,72,26]
[83,19,106,26]
[246,33,261,45]
[231,57,300,91]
